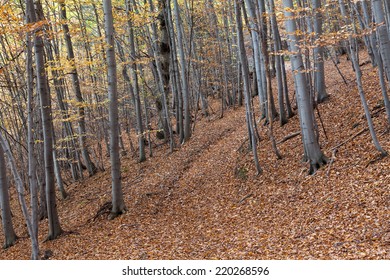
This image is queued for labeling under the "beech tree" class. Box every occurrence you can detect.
[126,0,146,162]
[59,0,97,177]
[338,0,387,155]
[0,142,17,249]
[1,0,390,260]
[173,0,191,142]
[103,0,127,219]
[282,0,328,173]
[311,0,328,103]
[235,0,262,174]
[27,0,62,240]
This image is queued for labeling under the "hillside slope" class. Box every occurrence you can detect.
[1,54,389,259]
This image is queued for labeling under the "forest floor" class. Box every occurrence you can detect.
[1,53,389,260]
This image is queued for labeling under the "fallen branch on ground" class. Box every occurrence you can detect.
[276,131,300,144]
[238,193,253,204]
[330,128,368,151]
[236,137,249,153]
[326,148,338,177]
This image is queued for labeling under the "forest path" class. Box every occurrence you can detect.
[1,54,389,260]
[119,106,251,259]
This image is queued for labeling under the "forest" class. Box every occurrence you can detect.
[0,0,389,260]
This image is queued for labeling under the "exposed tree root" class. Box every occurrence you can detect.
[44,230,63,242]
[91,201,112,222]
[365,152,388,168]
[309,154,329,175]
[2,235,18,249]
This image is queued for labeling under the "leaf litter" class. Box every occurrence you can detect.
[0,53,389,260]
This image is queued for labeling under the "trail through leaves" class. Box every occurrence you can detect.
[1,54,389,259]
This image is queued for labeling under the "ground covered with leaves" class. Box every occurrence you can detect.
[1,54,389,259]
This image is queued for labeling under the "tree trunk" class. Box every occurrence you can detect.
[26,24,39,259]
[59,0,97,176]
[235,0,262,174]
[339,0,387,155]
[103,0,127,220]
[29,0,62,240]
[0,143,17,249]
[173,0,191,142]
[282,0,328,174]
[126,0,146,162]
[268,0,288,125]
[361,0,390,123]
[372,0,390,86]
[0,131,39,259]
[312,0,328,103]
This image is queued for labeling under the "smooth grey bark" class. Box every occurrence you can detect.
[31,0,62,240]
[361,0,390,122]
[281,51,294,118]
[311,0,328,103]
[354,1,376,66]
[257,0,278,119]
[0,143,17,249]
[126,0,146,162]
[384,0,390,32]
[244,0,267,119]
[372,0,390,98]
[282,0,328,174]
[38,25,70,191]
[59,0,97,176]
[0,131,39,259]
[40,1,82,181]
[339,0,387,155]
[79,2,111,166]
[173,0,191,142]
[256,2,282,159]
[52,146,68,199]
[268,0,288,125]
[235,0,262,175]
[222,2,236,106]
[103,0,127,219]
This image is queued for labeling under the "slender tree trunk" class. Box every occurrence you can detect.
[372,0,390,85]
[126,0,146,162]
[244,0,267,119]
[312,0,328,103]
[282,0,328,174]
[173,0,191,142]
[339,0,387,155]
[59,0,96,176]
[26,25,39,259]
[235,0,262,175]
[103,0,127,220]
[30,0,62,240]
[0,143,17,249]
[268,0,288,125]
[361,0,390,123]
[148,0,175,150]
[153,0,172,141]
[257,1,282,159]
[0,131,39,259]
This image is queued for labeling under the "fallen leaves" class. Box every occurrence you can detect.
[1,52,389,260]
